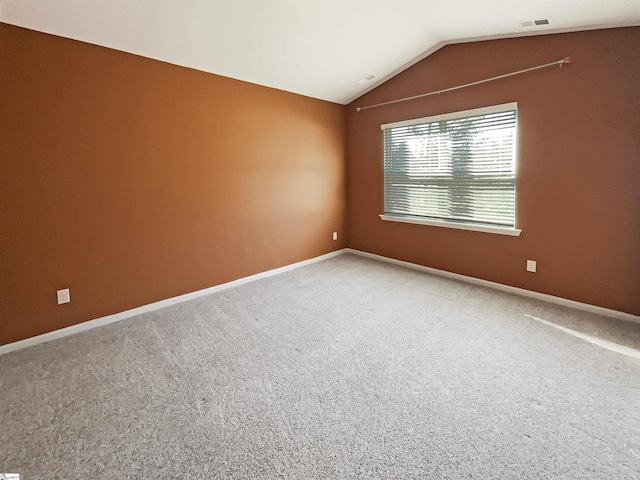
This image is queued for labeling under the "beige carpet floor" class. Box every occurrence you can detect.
[1,253,639,479]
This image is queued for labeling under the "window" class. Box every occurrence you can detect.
[381,103,521,236]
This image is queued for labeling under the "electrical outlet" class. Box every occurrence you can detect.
[526,260,537,273]
[57,288,70,305]
[333,231,338,240]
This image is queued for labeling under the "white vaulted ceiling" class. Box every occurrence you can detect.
[1,0,639,104]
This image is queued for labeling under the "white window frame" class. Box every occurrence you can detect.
[380,102,522,236]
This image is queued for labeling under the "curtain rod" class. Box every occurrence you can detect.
[356,57,570,112]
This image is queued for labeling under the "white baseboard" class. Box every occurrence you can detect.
[3,246,637,357]
[0,249,348,357]
[345,248,640,325]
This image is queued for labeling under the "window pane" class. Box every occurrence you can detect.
[383,105,517,228]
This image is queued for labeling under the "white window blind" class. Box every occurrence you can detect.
[382,103,517,229]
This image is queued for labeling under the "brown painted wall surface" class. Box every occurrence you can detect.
[347,28,640,315]
[0,24,346,346]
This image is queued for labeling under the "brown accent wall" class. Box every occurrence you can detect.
[347,27,640,316]
[0,23,346,346]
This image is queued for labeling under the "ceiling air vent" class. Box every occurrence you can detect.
[520,18,552,28]
[357,74,376,85]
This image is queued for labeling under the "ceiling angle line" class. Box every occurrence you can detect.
[356,56,570,112]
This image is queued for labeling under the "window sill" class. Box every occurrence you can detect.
[379,214,522,237]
